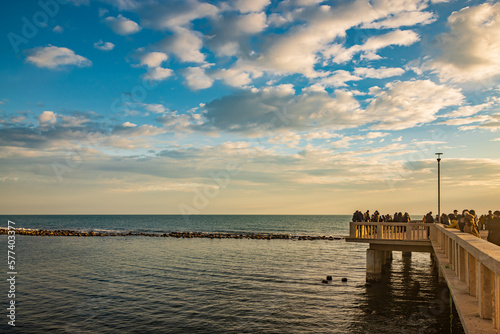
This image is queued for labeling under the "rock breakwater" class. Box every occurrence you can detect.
[0,228,344,241]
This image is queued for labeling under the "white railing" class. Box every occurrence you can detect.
[433,224,500,330]
[349,221,433,241]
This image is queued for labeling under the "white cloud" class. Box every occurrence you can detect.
[122,122,137,127]
[104,14,141,35]
[94,40,115,51]
[159,27,205,63]
[214,68,253,87]
[425,3,500,82]
[184,67,213,90]
[326,30,420,64]
[140,52,168,68]
[26,46,92,69]
[39,111,57,125]
[141,103,167,114]
[440,115,492,126]
[362,10,436,29]
[443,102,492,119]
[354,67,405,79]
[53,25,64,33]
[235,12,268,34]
[138,0,218,30]
[318,70,361,87]
[268,131,302,147]
[234,0,270,13]
[142,67,173,81]
[366,80,464,130]
[200,85,363,133]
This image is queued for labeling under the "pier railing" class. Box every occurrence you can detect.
[433,224,500,331]
[349,221,433,241]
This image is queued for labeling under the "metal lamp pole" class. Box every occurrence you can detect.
[436,153,443,224]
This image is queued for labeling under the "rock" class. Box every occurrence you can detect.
[341,278,347,282]
[322,279,329,284]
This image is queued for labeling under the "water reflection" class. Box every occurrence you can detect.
[348,252,464,334]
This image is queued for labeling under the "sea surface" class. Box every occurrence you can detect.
[1,215,464,333]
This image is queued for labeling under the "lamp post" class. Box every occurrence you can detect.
[436,153,443,224]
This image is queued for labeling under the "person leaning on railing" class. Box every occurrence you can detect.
[463,210,481,238]
[445,213,459,229]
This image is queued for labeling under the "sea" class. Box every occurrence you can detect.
[0,215,464,333]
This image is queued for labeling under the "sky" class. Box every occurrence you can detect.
[0,0,499,215]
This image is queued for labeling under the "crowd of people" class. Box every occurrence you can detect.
[352,210,411,223]
[439,209,500,245]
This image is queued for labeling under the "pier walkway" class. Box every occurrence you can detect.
[346,221,499,334]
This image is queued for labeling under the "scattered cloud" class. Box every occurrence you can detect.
[183,66,213,90]
[25,46,92,69]
[157,27,205,63]
[354,67,405,79]
[366,80,464,130]
[326,30,421,64]
[104,14,141,35]
[94,40,115,51]
[53,25,64,33]
[39,111,57,125]
[142,67,173,81]
[234,0,270,13]
[139,52,168,68]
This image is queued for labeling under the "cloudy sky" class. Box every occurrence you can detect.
[1,0,499,215]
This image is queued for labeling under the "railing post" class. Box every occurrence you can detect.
[458,246,466,281]
[469,254,477,297]
[479,263,493,320]
[350,222,356,238]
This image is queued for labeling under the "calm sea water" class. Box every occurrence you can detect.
[1,215,464,333]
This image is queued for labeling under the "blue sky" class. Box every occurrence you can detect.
[0,0,499,214]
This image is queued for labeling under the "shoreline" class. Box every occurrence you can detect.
[0,228,344,240]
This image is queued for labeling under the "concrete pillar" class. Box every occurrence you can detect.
[366,249,384,282]
[384,251,393,263]
[469,254,477,297]
[479,263,493,320]
[402,251,412,258]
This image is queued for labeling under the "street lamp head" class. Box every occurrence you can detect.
[435,152,443,161]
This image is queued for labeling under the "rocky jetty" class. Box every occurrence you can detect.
[0,228,344,241]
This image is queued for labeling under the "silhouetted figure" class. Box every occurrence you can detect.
[487,211,500,246]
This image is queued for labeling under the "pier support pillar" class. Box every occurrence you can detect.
[402,251,412,259]
[366,249,384,282]
[384,251,393,263]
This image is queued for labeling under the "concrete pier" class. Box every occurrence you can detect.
[347,221,500,333]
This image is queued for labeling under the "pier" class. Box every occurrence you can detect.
[346,221,499,333]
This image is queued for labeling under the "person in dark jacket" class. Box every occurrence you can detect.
[424,212,434,224]
[487,211,500,246]
[458,209,467,232]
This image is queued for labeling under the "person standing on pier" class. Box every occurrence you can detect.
[487,211,500,246]
[486,210,494,230]
[423,212,434,223]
